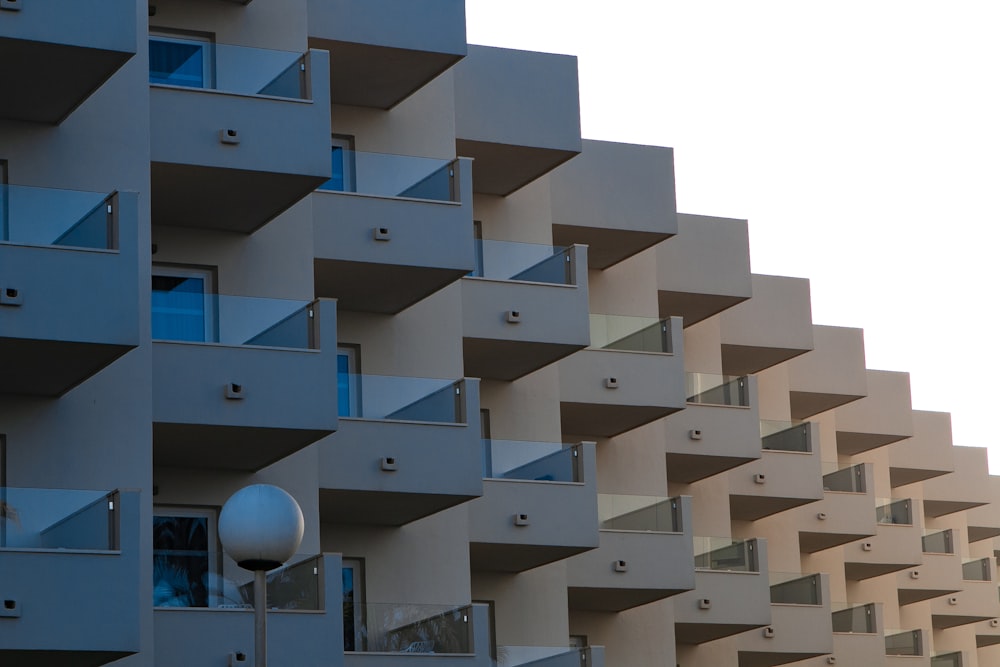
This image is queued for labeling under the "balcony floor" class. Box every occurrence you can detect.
[0,648,134,667]
[319,488,477,527]
[153,423,333,471]
[0,338,133,397]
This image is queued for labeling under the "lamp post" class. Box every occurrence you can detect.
[219,484,304,667]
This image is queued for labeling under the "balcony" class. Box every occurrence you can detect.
[728,421,823,521]
[155,554,344,667]
[318,377,481,526]
[656,214,751,326]
[150,40,331,234]
[786,325,867,420]
[0,0,135,124]
[798,463,876,553]
[665,374,761,484]
[0,187,138,396]
[453,45,582,196]
[313,153,474,313]
[566,495,694,611]
[828,603,885,666]
[885,628,928,661]
[152,296,338,471]
[674,538,771,644]
[307,0,466,109]
[0,488,139,666]
[844,498,922,580]
[930,558,997,629]
[834,370,913,456]
[462,243,589,381]
[920,446,990,519]
[558,316,685,437]
[549,140,677,269]
[495,646,603,667]
[895,531,961,605]
[736,573,832,667]
[718,274,814,375]
[974,617,1000,649]
[469,441,598,572]
[966,476,1000,543]
[889,410,954,488]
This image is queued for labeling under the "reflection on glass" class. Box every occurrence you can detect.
[822,463,866,493]
[318,149,455,201]
[349,603,474,654]
[599,496,681,532]
[335,372,464,423]
[922,529,954,554]
[469,239,574,285]
[483,441,581,482]
[153,514,211,608]
[885,629,922,656]
[769,573,821,605]
[686,373,749,407]
[150,37,210,88]
[152,275,209,343]
[590,315,672,353]
[496,646,592,666]
[0,185,115,250]
[875,498,912,525]
[693,537,758,572]
[0,488,118,551]
[931,651,964,667]
[831,602,876,633]
[760,420,811,452]
[962,558,990,581]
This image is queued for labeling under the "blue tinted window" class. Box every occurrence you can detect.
[337,353,352,416]
[152,275,207,342]
[150,39,206,88]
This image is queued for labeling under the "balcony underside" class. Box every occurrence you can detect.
[456,139,578,197]
[0,39,131,124]
[666,452,758,485]
[314,258,467,314]
[977,631,1000,648]
[657,290,748,328]
[151,163,326,233]
[675,622,768,645]
[737,650,828,667]
[463,338,584,382]
[933,613,994,630]
[899,587,960,606]
[836,431,907,456]
[889,465,951,488]
[470,542,592,573]
[923,498,988,518]
[319,488,477,527]
[0,649,134,667]
[561,402,681,439]
[0,338,133,397]
[552,224,671,271]
[844,561,917,581]
[721,344,809,376]
[311,39,462,109]
[789,390,864,421]
[798,531,871,554]
[568,586,686,613]
[968,525,1000,543]
[728,494,818,522]
[153,423,332,471]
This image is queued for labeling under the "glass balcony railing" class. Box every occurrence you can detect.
[347,603,474,654]
[876,498,913,526]
[962,558,991,582]
[760,420,811,452]
[589,314,672,353]
[483,441,581,483]
[152,290,318,349]
[154,551,323,610]
[831,602,877,633]
[0,487,120,550]
[0,185,117,250]
[685,373,749,407]
[922,529,954,554]
[931,652,964,667]
[885,629,923,656]
[598,495,682,533]
[318,149,458,202]
[337,374,465,423]
[769,572,822,605]
[149,37,310,99]
[821,463,866,493]
[470,239,576,285]
[693,537,759,572]
[496,646,592,666]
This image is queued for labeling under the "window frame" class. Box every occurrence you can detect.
[151,264,217,343]
[152,505,222,608]
[149,28,216,89]
[319,134,356,192]
[337,344,362,417]
[342,557,366,651]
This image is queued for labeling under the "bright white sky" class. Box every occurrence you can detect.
[466,1,1000,471]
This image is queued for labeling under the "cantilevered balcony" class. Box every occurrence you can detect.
[737,573,832,667]
[307,0,466,109]
[728,421,823,521]
[559,315,685,437]
[0,0,136,124]
[974,617,1000,649]
[798,463,876,553]
[549,140,677,269]
[675,538,771,644]
[888,411,954,488]
[453,45,582,196]
[929,558,997,629]
[495,646,604,667]
[462,243,589,381]
[895,531,961,606]
[313,153,474,313]
[786,325,867,420]
[656,214,751,326]
[567,495,695,611]
[469,441,598,572]
[884,628,928,662]
[844,498,922,580]
[919,446,990,519]
[152,296,338,471]
[830,602,885,666]
[0,489,139,666]
[0,187,138,396]
[718,274,814,375]
[150,40,331,233]
[155,554,344,667]
[834,370,913,456]
[318,377,481,526]
[665,374,761,484]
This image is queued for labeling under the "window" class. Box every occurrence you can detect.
[0,160,7,241]
[337,344,361,417]
[153,506,219,607]
[342,558,365,650]
[0,434,8,548]
[152,265,216,342]
[320,135,356,192]
[471,220,484,277]
[149,30,214,88]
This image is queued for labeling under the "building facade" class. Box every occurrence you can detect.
[0,1,997,666]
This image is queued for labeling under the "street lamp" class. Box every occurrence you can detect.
[219,484,304,667]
